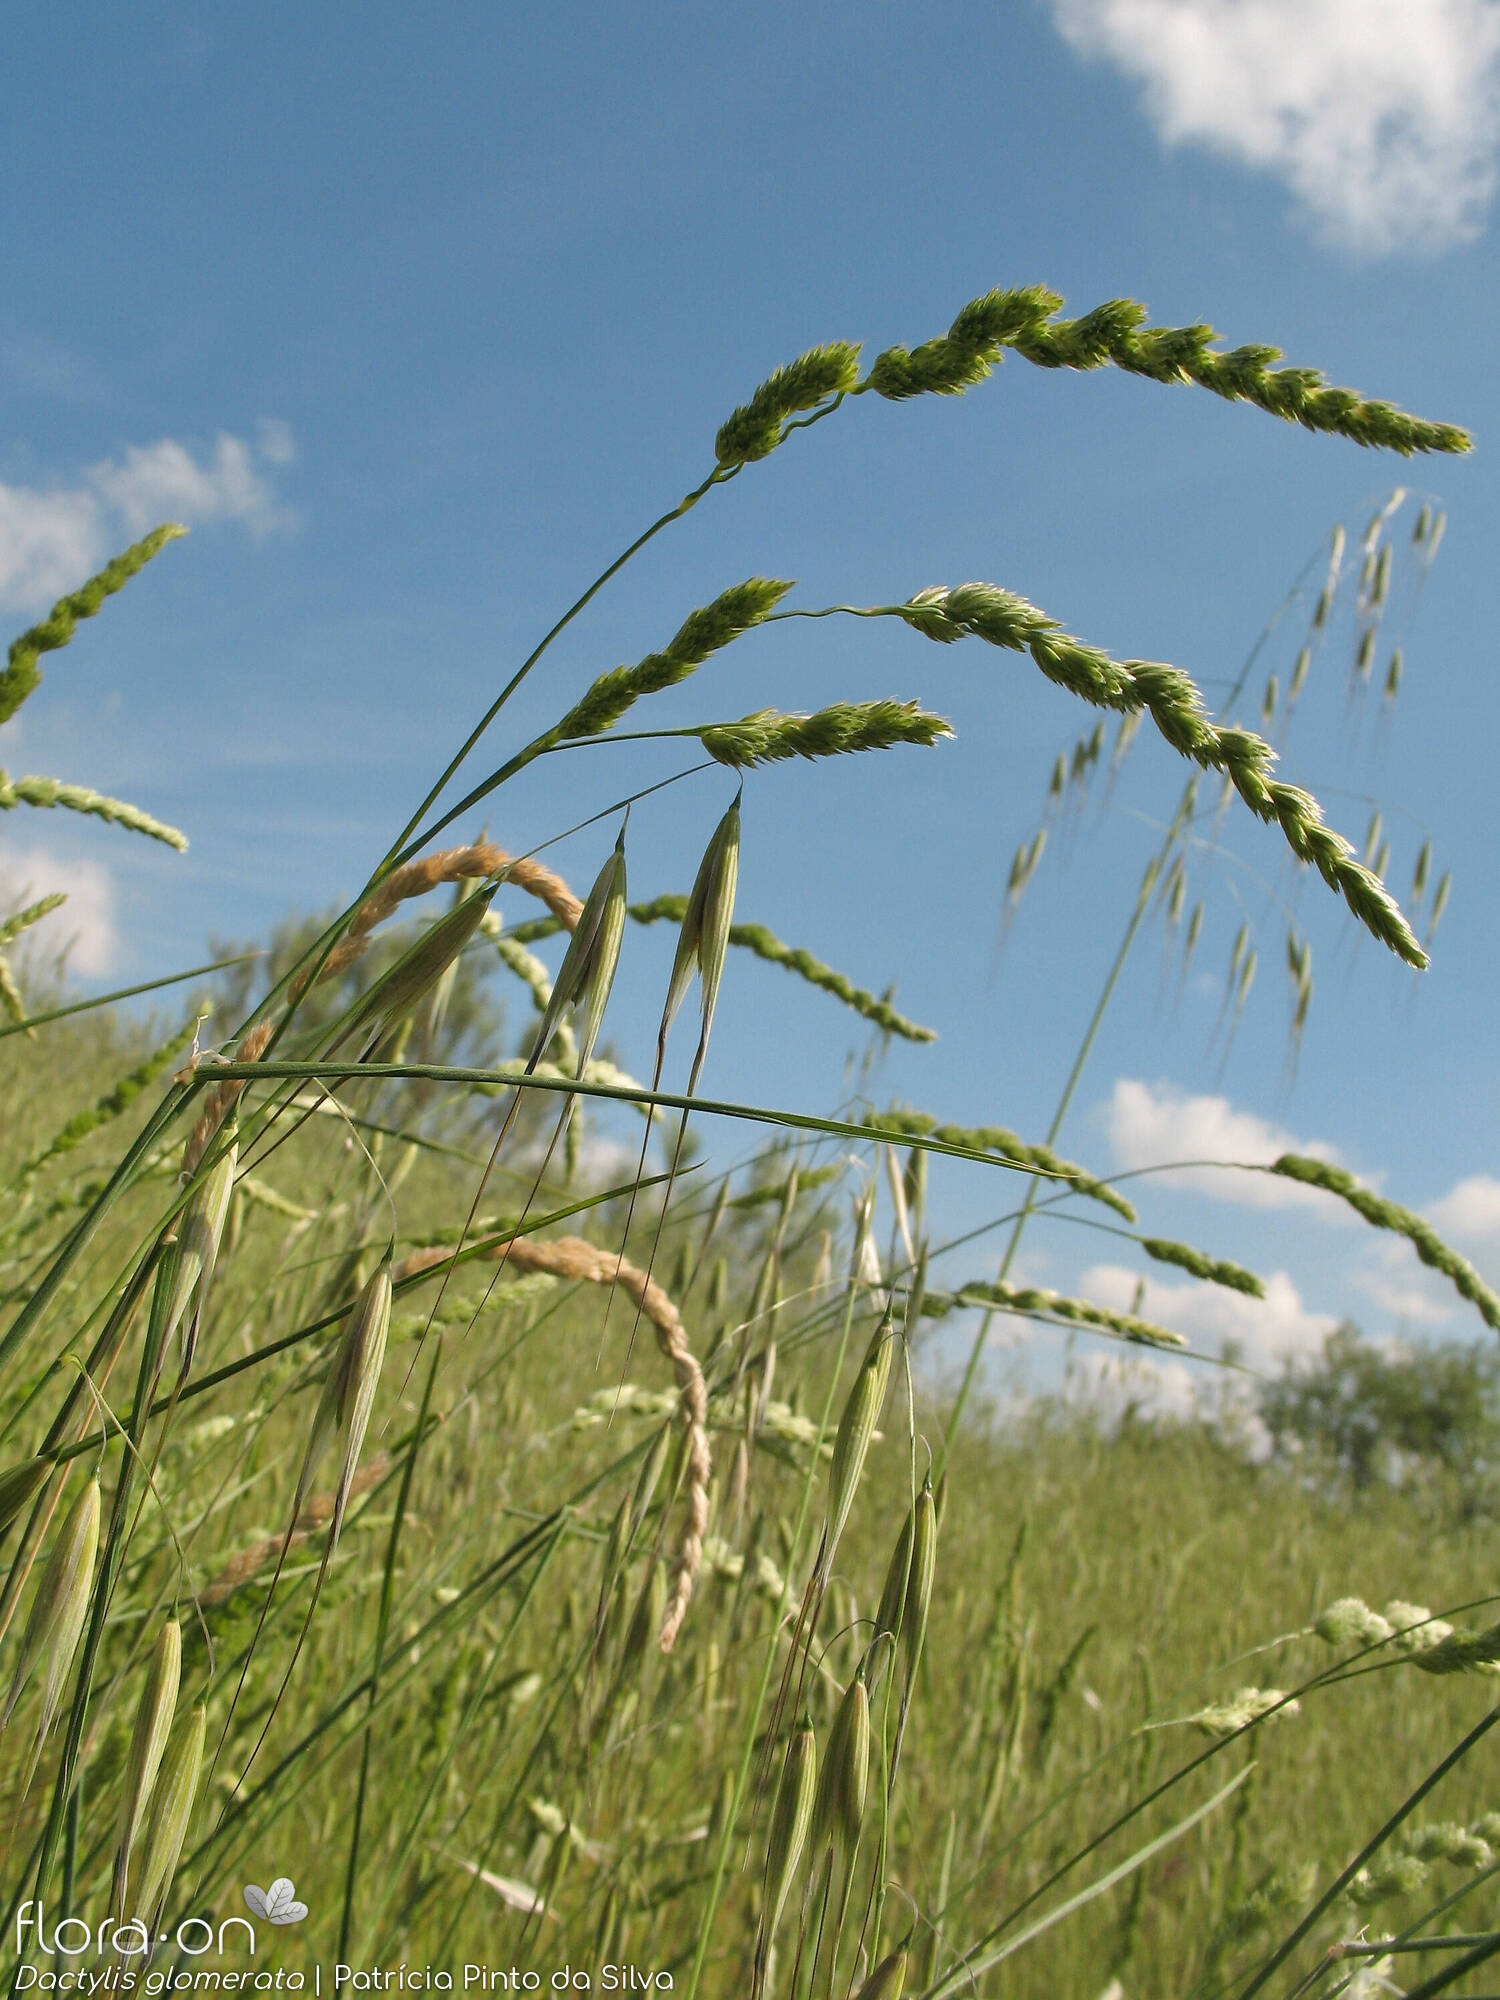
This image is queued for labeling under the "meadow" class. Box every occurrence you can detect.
[0,282,1496,2000]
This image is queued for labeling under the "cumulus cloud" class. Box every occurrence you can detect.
[1081,1259,1337,1368]
[1102,1077,1341,1209]
[1051,0,1500,253]
[0,844,117,975]
[1430,1175,1500,1251]
[0,425,296,614]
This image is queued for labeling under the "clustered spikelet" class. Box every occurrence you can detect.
[1313,1598,1394,1648]
[700,700,952,769]
[112,1618,182,1919]
[0,524,186,725]
[0,770,188,850]
[533,894,937,1042]
[1187,1687,1298,1738]
[862,1108,1134,1219]
[860,286,1470,457]
[1348,1816,1500,1909]
[1272,1154,1500,1330]
[1141,1238,1266,1299]
[553,579,793,739]
[715,343,863,465]
[896,583,1425,966]
[920,1278,1185,1350]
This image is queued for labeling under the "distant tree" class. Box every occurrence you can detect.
[1259,1322,1500,1502]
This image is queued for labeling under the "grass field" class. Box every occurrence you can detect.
[0,284,1495,2000]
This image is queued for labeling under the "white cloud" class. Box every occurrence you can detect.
[1430,1175,1500,1249]
[1051,0,1500,253]
[0,845,117,975]
[1103,1077,1341,1209]
[1082,1259,1337,1368]
[0,425,297,615]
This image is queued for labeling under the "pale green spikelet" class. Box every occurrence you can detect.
[130,1703,205,1930]
[893,581,1426,964]
[1183,901,1204,968]
[862,1108,1134,1220]
[158,1121,238,1377]
[1383,1601,1454,1654]
[699,699,951,769]
[344,880,499,1053]
[294,1260,393,1554]
[823,1312,896,1573]
[811,1667,870,1863]
[715,343,862,465]
[3,1474,100,1785]
[1347,1855,1427,1907]
[0,1459,51,1537]
[553,579,793,738]
[0,771,188,850]
[1428,868,1451,938]
[852,1950,907,2000]
[1270,1156,1500,1330]
[528,831,626,1077]
[761,1717,817,1952]
[0,525,186,725]
[112,1618,182,1919]
[0,952,25,1029]
[1384,647,1403,698]
[660,796,740,1080]
[1412,839,1432,903]
[1141,1238,1265,1298]
[1289,645,1311,701]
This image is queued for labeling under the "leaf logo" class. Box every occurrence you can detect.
[243,1878,308,1925]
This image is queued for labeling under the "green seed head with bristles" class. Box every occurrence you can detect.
[852,1950,908,2000]
[294,1260,393,1554]
[823,1310,896,1572]
[4,1473,101,1791]
[715,344,862,465]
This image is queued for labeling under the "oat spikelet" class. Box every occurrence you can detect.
[393,1234,707,1648]
[3,1473,100,1786]
[131,1703,205,1931]
[852,1952,908,2000]
[112,1618,181,1919]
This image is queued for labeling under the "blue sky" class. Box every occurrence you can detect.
[3,0,1498,1404]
